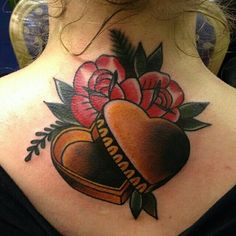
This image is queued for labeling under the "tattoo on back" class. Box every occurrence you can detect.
[25,29,211,220]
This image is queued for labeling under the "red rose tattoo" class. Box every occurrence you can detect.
[71,55,184,128]
[25,29,211,221]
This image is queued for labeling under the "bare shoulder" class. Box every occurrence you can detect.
[0,71,27,131]
[0,68,54,161]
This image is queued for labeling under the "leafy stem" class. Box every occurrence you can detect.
[25,121,74,162]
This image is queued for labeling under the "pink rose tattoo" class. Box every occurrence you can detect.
[25,29,211,221]
[71,55,184,128]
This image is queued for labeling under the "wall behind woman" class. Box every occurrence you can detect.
[0,0,19,77]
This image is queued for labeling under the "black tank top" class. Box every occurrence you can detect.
[0,166,235,236]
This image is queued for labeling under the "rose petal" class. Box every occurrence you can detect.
[146,104,166,118]
[89,69,112,92]
[139,72,170,90]
[97,86,110,95]
[110,84,125,100]
[155,89,172,108]
[167,81,184,108]
[120,78,142,104]
[94,76,112,96]
[96,55,126,83]
[162,108,180,122]
[71,95,98,128]
[90,94,109,112]
[140,90,154,110]
[74,62,97,96]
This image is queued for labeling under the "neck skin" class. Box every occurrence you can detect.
[35,0,215,88]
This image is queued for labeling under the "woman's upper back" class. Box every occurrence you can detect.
[1,0,236,235]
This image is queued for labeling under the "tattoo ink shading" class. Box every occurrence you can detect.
[25,29,211,220]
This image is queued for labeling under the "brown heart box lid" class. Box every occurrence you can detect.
[101,100,190,192]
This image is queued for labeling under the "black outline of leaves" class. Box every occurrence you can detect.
[180,102,210,119]
[54,78,76,105]
[25,121,74,162]
[44,79,80,126]
[129,190,143,219]
[110,29,136,78]
[44,102,80,126]
[142,192,158,219]
[178,102,211,131]
[129,190,158,220]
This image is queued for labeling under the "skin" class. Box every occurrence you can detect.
[0,0,236,235]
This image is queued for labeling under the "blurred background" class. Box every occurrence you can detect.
[0,0,19,76]
[0,0,236,88]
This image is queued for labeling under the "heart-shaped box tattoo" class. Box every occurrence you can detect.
[25,29,211,219]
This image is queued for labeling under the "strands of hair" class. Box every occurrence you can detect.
[50,0,233,57]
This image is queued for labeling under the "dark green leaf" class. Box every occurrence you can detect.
[40,139,46,149]
[44,127,52,132]
[34,148,40,156]
[25,155,32,162]
[50,124,59,129]
[110,29,136,78]
[147,43,163,72]
[134,43,147,77]
[48,129,62,142]
[110,71,118,90]
[54,79,76,104]
[35,132,47,137]
[25,122,74,162]
[177,118,211,131]
[45,102,80,126]
[55,120,65,126]
[180,102,210,119]
[142,192,158,219]
[31,140,39,145]
[47,133,53,142]
[129,190,143,219]
[27,146,34,152]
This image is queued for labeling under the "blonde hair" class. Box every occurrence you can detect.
[49,0,233,73]
[12,0,233,73]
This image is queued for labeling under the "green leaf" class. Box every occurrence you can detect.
[25,155,32,162]
[27,146,34,152]
[180,102,210,119]
[40,139,46,149]
[147,43,163,72]
[47,133,53,142]
[45,102,80,126]
[25,122,74,162]
[55,121,65,126]
[134,43,147,77]
[50,124,59,129]
[31,140,39,145]
[35,132,47,136]
[54,79,76,104]
[34,148,40,156]
[177,118,211,131]
[129,190,143,219]
[142,192,158,219]
[110,29,136,78]
[44,127,52,132]
[48,129,60,142]
[109,71,118,93]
